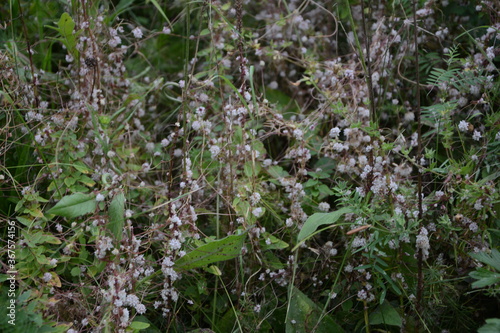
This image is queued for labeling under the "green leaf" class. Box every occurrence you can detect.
[260,233,289,250]
[108,191,125,242]
[478,318,500,333]
[23,230,61,245]
[369,301,402,327]
[70,267,81,277]
[469,268,500,289]
[244,161,260,178]
[286,287,344,333]
[17,216,33,227]
[64,177,76,187]
[77,174,96,187]
[129,321,150,330]
[47,13,78,54]
[146,0,171,25]
[267,165,289,178]
[203,265,222,276]
[175,232,247,271]
[199,28,210,36]
[47,193,96,218]
[73,161,92,174]
[470,249,500,272]
[297,207,353,243]
[233,126,243,144]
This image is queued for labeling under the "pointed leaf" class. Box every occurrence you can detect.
[109,191,125,242]
[470,249,500,272]
[369,301,402,327]
[47,193,96,218]
[286,287,344,333]
[175,232,247,271]
[297,207,353,243]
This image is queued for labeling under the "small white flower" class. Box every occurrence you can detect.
[329,127,341,138]
[472,130,482,141]
[458,120,469,132]
[132,27,143,38]
[43,272,52,282]
[169,238,182,250]
[318,202,330,212]
[96,193,105,202]
[209,145,221,158]
[269,81,278,89]
[252,207,264,218]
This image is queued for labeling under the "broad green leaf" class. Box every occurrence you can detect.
[199,28,210,36]
[77,174,96,187]
[64,177,76,187]
[47,193,96,218]
[260,233,289,250]
[233,126,243,144]
[297,207,353,243]
[267,165,289,178]
[129,321,150,330]
[108,191,125,242]
[175,232,247,271]
[70,267,81,277]
[286,287,344,333]
[470,249,500,272]
[478,318,500,333]
[369,301,402,327]
[53,13,77,53]
[469,268,500,288]
[73,161,92,174]
[244,161,260,178]
[27,207,44,218]
[23,230,61,245]
[16,216,33,227]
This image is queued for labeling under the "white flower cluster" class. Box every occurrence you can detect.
[95,236,114,259]
[416,227,430,260]
[318,202,330,212]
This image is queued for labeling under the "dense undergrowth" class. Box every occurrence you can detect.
[1,0,500,332]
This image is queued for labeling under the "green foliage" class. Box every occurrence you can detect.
[286,287,344,333]
[46,193,96,218]
[108,191,125,242]
[469,249,500,292]
[175,232,248,271]
[368,301,402,328]
[1,0,499,331]
[297,207,353,244]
